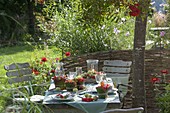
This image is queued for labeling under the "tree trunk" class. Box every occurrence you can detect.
[27,0,35,35]
[132,1,150,113]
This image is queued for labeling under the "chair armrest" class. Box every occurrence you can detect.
[116,83,132,102]
[117,83,132,89]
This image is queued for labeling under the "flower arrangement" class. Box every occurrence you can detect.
[96,81,111,99]
[74,76,85,85]
[74,75,85,90]
[82,70,97,79]
[52,76,66,90]
[65,79,76,91]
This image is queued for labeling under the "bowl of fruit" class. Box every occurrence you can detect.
[81,93,98,102]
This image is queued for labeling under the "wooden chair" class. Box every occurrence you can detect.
[102,60,132,104]
[4,62,45,112]
[100,107,144,113]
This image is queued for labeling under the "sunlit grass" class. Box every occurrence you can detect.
[0,44,61,112]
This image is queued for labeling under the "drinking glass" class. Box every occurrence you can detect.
[95,74,103,84]
[55,62,64,76]
[86,59,99,71]
[76,67,82,75]
[68,72,77,79]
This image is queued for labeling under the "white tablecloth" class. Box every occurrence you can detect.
[43,86,120,113]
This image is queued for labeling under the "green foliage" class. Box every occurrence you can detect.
[37,0,135,55]
[156,84,170,113]
[0,0,31,45]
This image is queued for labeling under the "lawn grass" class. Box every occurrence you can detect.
[0,44,62,112]
[0,44,62,77]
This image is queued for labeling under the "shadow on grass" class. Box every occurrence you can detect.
[0,44,34,56]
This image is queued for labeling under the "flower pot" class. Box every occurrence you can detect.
[97,92,108,99]
[54,80,66,90]
[96,84,110,99]
[65,80,76,91]
[66,87,74,92]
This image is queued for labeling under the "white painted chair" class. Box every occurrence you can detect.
[100,107,144,113]
[102,60,132,102]
[4,62,45,112]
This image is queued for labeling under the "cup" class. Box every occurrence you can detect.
[76,67,82,75]
[55,62,64,76]
[86,59,99,71]
[68,72,77,79]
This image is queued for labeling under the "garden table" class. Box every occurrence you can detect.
[42,81,120,113]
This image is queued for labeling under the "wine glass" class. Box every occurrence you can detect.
[95,74,103,84]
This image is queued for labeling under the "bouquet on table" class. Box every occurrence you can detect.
[74,76,85,90]
[96,81,111,99]
[52,76,66,90]
[82,70,98,83]
[65,79,76,91]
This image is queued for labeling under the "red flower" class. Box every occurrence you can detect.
[41,57,47,62]
[151,77,159,83]
[52,76,66,81]
[32,69,40,75]
[129,3,140,17]
[96,82,111,92]
[90,75,95,79]
[52,76,57,80]
[75,77,85,83]
[161,69,168,74]
[56,58,60,61]
[38,0,45,4]
[51,69,55,73]
[40,61,43,65]
[65,52,71,57]
[129,4,139,10]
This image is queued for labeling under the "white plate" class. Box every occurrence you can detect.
[51,94,74,101]
[30,95,44,102]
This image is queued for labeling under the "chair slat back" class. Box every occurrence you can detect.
[100,107,144,113]
[4,63,33,84]
[103,67,131,73]
[102,60,132,98]
[4,63,30,70]
[6,68,32,77]
[103,60,132,67]
[102,60,132,85]
[8,75,33,84]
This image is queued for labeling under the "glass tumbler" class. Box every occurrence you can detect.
[86,59,99,71]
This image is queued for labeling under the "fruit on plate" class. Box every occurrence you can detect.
[82,93,98,102]
[82,97,94,102]
[56,93,69,99]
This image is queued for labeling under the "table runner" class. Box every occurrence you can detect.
[43,89,120,113]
